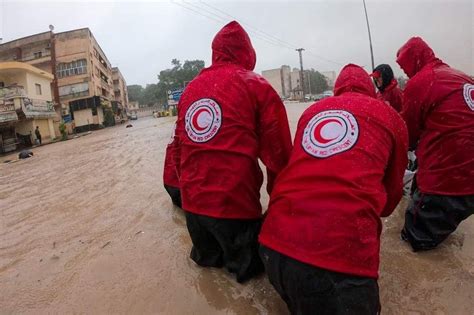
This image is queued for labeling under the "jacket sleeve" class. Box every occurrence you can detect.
[400,74,432,150]
[253,77,293,194]
[390,87,404,113]
[173,112,183,180]
[381,118,409,217]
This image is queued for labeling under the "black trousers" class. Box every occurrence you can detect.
[259,246,380,315]
[184,211,264,283]
[402,186,474,251]
[164,184,182,208]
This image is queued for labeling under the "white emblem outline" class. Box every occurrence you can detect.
[302,110,359,158]
[463,83,474,111]
[185,98,222,143]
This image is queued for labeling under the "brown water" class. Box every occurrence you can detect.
[1,103,473,314]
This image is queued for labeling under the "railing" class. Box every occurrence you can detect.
[0,86,27,99]
[23,98,55,112]
[21,54,52,62]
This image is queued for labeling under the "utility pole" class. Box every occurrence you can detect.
[49,25,61,117]
[362,0,375,71]
[307,71,312,96]
[296,48,305,99]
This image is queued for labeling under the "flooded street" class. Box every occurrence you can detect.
[1,102,473,314]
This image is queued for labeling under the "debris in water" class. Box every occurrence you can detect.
[101,241,111,249]
[126,124,133,128]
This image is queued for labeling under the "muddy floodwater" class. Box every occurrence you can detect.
[1,102,473,314]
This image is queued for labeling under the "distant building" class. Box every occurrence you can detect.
[128,101,139,112]
[0,28,128,133]
[112,67,129,118]
[0,62,58,152]
[262,65,305,100]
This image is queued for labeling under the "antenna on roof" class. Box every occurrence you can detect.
[49,25,55,32]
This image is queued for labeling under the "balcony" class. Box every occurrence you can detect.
[0,86,56,123]
[0,86,27,99]
[22,98,56,119]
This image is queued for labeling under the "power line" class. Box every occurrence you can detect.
[171,1,227,25]
[200,1,298,49]
[200,1,344,66]
[173,0,345,68]
[181,1,295,50]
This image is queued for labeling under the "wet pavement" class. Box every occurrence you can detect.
[1,102,473,314]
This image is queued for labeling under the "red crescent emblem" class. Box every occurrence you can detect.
[313,118,342,144]
[192,108,210,132]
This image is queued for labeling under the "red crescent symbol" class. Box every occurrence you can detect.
[314,118,342,144]
[192,108,210,131]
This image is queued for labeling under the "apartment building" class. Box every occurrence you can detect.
[0,28,128,133]
[0,62,57,153]
[112,67,129,118]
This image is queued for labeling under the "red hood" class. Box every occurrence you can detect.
[211,21,256,71]
[334,64,376,98]
[396,37,438,78]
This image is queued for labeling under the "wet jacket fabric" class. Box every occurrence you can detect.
[259,64,408,279]
[174,21,292,219]
[397,37,474,196]
[377,79,403,112]
[163,122,180,188]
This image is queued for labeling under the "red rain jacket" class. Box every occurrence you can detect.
[259,64,408,278]
[174,21,292,219]
[163,122,180,188]
[377,79,403,112]
[397,37,474,196]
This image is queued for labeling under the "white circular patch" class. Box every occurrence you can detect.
[463,83,474,111]
[185,98,222,143]
[302,110,359,158]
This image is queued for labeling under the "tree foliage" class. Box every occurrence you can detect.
[127,59,205,106]
[305,69,329,94]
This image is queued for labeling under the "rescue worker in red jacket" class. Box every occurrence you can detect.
[371,64,403,112]
[397,37,474,251]
[163,122,181,208]
[259,64,408,314]
[174,21,292,283]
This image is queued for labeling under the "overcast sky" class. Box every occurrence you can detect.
[1,0,472,86]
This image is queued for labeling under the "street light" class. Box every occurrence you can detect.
[363,0,375,71]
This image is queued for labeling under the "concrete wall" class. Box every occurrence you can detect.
[74,108,94,127]
[0,72,27,87]
[262,68,283,97]
[97,107,104,125]
[15,118,54,143]
[15,119,34,136]
[25,72,52,101]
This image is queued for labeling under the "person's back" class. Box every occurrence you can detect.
[176,22,292,219]
[259,64,407,314]
[400,54,474,195]
[175,21,292,283]
[397,37,474,251]
[260,64,407,278]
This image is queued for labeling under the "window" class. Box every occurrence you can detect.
[35,84,42,95]
[57,59,87,78]
[34,52,42,59]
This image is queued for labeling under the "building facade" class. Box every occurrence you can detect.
[0,28,128,133]
[262,65,304,100]
[0,62,57,153]
[112,67,129,118]
[263,66,337,100]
